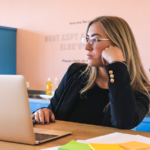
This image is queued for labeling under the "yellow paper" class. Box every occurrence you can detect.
[89,143,125,150]
[119,141,150,150]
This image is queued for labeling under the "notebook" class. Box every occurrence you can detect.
[0,75,71,145]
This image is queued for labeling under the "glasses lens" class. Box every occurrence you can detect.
[81,38,87,48]
[89,37,97,48]
[81,37,97,48]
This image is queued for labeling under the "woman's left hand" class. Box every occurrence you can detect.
[101,46,125,66]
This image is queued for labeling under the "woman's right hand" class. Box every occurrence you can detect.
[101,46,125,65]
[31,108,55,125]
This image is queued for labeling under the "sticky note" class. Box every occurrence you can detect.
[119,141,150,150]
[58,140,91,150]
[89,143,125,150]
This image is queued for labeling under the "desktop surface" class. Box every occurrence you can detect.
[0,120,150,150]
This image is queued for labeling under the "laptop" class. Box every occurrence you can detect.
[0,75,71,145]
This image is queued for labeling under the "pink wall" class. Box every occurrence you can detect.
[0,0,150,90]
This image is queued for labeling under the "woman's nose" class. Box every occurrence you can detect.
[85,41,92,51]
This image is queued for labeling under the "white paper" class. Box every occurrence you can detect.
[77,132,150,144]
[77,132,120,143]
[41,146,60,150]
[41,132,150,150]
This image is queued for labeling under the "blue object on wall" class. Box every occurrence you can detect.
[0,26,17,74]
[29,99,50,114]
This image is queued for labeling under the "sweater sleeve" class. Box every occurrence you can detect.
[105,62,149,129]
[47,63,87,113]
[47,66,69,112]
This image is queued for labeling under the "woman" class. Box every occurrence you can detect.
[32,16,150,129]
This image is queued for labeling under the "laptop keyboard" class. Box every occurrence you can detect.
[35,133,58,141]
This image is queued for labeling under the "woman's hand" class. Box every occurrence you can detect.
[31,108,55,125]
[101,46,125,66]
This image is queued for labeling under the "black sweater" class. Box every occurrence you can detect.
[48,62,149,129]
[68,84,109,125]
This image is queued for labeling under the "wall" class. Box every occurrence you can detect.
[0,0,150,90]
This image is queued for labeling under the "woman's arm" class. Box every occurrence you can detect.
[48,63,87,114]
[47,69,68,112]
[105,62,149,129]
[31,63,74,124]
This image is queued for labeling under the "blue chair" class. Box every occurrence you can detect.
[29,99,50,114]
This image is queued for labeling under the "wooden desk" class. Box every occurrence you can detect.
[1,120,150,150]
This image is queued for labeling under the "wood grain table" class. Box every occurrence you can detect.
[1,120,150,150]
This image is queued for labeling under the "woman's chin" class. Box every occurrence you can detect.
[87,60,104,67]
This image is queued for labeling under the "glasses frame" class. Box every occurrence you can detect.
[82,37,110,49]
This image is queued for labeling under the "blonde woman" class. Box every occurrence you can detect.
[32,16,150,129]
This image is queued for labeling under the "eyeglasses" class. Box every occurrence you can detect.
[81,37,109,49]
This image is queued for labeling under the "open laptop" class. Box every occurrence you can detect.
[0,75,71,145]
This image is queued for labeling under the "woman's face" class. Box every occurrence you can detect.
[85,22,113,67]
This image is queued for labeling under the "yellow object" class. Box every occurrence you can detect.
[46,78,52,95]
[119,141,150,150]
[89,143,125,150]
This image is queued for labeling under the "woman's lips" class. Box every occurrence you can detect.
[87,54,93,59]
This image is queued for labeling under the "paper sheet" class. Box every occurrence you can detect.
[119,141,150,150]
[41,132,150,150]
[77,132,150,144]
[89,143,125,150]
[58,140,91,150]
[41,146,60,150]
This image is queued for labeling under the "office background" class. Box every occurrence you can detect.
[0,0,150,91]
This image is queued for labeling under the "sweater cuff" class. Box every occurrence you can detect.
[105,62,131,88]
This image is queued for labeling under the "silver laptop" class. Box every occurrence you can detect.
[0,75,71,145]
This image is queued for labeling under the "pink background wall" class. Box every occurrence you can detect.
[0,0,150,91]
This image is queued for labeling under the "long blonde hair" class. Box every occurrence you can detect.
[80,16,150,102]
